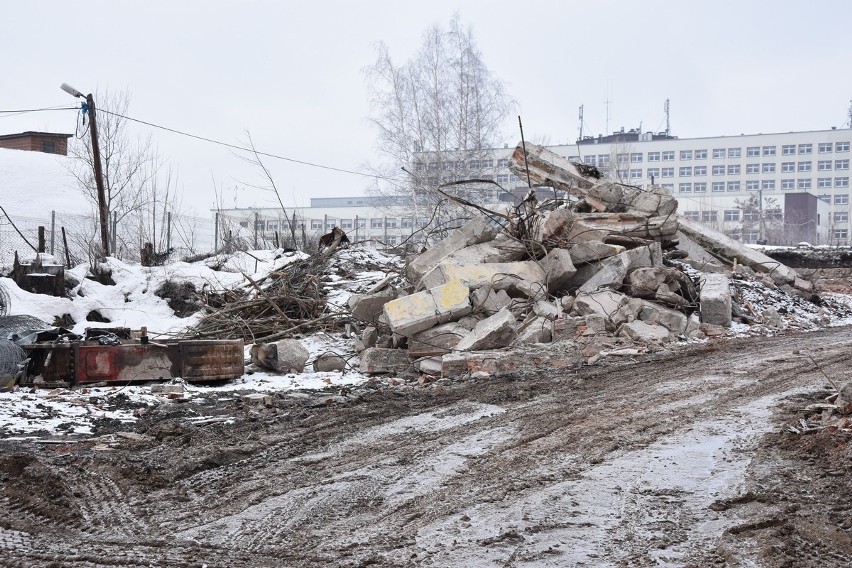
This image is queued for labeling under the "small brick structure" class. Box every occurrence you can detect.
[0,132,73,155]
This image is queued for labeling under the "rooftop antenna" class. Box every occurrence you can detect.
[664,98,671,137]
[578,105,584,140]
[604,89,612,134]
[847,99,852,128]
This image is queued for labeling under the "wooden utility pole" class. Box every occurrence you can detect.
[86,93,110,258]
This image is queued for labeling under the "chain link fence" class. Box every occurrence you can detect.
[0,210,216,271]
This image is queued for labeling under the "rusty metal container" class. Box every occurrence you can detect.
[178,339,244,382]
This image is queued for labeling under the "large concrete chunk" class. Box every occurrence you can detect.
[617,320,671,344]
[360,347,412,374]
[406,218,497,283]
[678,216,799,284]
[508,142,597,195]
[540,248,577,293]
[568,240,625,265]
[446,233,526,265]
[515,316,552,345]
[455,307,517,351]
[539,208,575,244]
[573,290,630,320]
[250,339,309,373]
[420,261,547,299]
[408,323,468,358]
[348,289,395,322]
[636,301,688,334]
[699,273,732,326]
[383,279,471,336]
[470,287,512,315]
[577,246,654,293]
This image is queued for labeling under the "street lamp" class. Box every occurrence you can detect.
[61,83,110,258]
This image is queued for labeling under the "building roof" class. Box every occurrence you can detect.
[0,131,73,141]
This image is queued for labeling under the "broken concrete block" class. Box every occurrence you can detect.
[568,240,625,265]
[508,142,597,194]
[583,314,610,335]
[456,315,482,331]
[577,246,653,293]
[348,289,395,322]
[551,316,586,342]
[406,218,497,283]
[794,277,813,294]
[637,301,688,334]
[515,315,552,345]
[420,260,547,299]
[446,233,526,264]
[383,279,472,336]
[454,307,517,351]
[540,248,577,293]
[313,352,347,372]
[418,356,444,375]
[250,339,309,373]
[624,184,678,217]
[539,208,574,243]
[533,300,561,321]
[361,326,378,350]
[624,267,670,299]
[470,287,512,316]
[568,213,679,246]
[408,322,469,358]
[761,307,783,329]
[699,273,732,327]
[573,290,630,320]
[678,217,799,284]
[560,295,575,313]
[617,320,671,344]
[359,347,412,374]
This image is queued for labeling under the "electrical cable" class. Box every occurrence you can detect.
[94,108,409,185]
[0,106,78,118]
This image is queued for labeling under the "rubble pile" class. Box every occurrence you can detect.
[346,142,834,378]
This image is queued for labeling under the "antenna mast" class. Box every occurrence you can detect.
[664,99,671,136]
[578,105,584,140]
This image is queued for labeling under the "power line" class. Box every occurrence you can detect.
[94,107,407,184]
[0,106,78,118]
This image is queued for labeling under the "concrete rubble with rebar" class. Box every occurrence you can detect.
[346,142,817,376]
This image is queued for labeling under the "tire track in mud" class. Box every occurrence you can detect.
[0,327,850,566]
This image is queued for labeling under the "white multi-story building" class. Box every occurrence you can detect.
[217,127,851,249]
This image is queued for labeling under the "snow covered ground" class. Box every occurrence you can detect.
[0,246,400,438]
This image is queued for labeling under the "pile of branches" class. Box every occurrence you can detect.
[186,252,346,342]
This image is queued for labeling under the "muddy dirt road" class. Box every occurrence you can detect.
[2,327,852,567]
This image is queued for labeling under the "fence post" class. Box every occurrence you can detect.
[111,211,117,258]
[254,211,259,249]
[50,211,56,255]
[167,211,172,251]
[214,212,220,252]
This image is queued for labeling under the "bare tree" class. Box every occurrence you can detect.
[364,14,514,233]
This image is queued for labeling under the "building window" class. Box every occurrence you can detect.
[660,183,674,190]
[763,146,776,156]
[727,181,741,192]
[836,159,849,170]
[819,143,833,153]
[694,182,707,193]
[340,219,353,229]
[496,174,509,184]
[239,221,248,228]
[648,151,660,162]
[818,178,832,188]
[728,164,741,175]
[702,211,718,222]
[712,182,725,192]
[401,217,413,228]
[837,177,850,188]
[743,210,757,221]
[385,218,397,229]
[584,155,596,165]
[661,150,675,161]
[818,194,831,203]
[837,142,850,152]
[798,178,812,189]
[762,180,775,190]
[724,210,741,221]
[781,179,795,190]
[746,163,759,174]
[746,180,760,191]
[818,160,833,171]
[679,183,692,193]
[762,163,776,173]
[497,158,509,167]
[728,148,741,158]
[712,148,725,159]
[680,150,692,160]
[356,218,366,229]
[647,167,660,179]
[798,144,812,155]
[415,162,425,172]
[630,168,642,179]
[679,167,692,177]
[481,159,494,169]
[782,145,796,155]
[325,219,337,231]
[834,229,848,239]
[683,211,700,221]
[311,220,323,230]
[371,218,383,229]
[616,169,628,179]
[712,165,725,175]
[781,162,795,173]
[746,146,760,157]
[661,167,674,177]
[468,159,480,169]
[833,212,849,222]
[42,140,56,153]
[694,165,707,176]
[428,161,439,171]
[266,220,278,231]
[598,155,610,165]
[695,149,708,159]
[798,161,812,172]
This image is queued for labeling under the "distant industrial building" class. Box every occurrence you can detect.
[0,132,73,156]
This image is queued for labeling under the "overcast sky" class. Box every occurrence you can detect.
[2,0,851,215]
